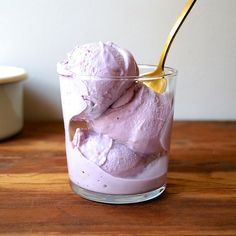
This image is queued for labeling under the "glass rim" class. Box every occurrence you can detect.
[57,64,178,81]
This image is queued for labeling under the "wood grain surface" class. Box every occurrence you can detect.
[0,121,235,236]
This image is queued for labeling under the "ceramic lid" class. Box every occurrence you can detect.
[0,66,27,85]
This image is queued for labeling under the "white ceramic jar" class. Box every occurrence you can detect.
[0,66,27,140]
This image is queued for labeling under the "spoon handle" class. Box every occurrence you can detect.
[143,0,197,93]
[157,0,197,72]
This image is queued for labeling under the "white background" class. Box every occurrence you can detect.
[1,0,236,120]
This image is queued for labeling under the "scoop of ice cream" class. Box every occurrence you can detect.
[58,42,139,119]
[91,83,172,154]
[72,129,154,177]
[63,41,138,77]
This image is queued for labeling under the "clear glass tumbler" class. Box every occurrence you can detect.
[58,65,177,204]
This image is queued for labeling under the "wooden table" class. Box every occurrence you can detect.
[0,122,235,235]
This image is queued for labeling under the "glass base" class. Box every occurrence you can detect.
[70,180,166,204]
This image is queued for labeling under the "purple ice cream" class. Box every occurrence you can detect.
[72,129,156,178]
[57,42,173,194]
[58,41,138,119]
[91,83,172,154]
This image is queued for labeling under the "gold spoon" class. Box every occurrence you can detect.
[142,0,197,93]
